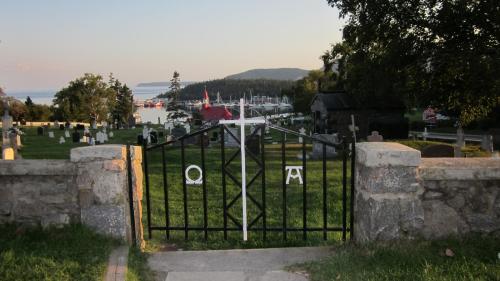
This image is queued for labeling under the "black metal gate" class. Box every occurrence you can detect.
[142,124,355,242]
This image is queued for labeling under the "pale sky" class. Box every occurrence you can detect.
[0,0,343,92]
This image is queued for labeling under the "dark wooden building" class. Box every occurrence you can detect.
[310,91,408,140]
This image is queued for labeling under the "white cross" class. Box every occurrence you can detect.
[219,98,265,241]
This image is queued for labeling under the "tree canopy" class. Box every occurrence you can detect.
[324,0,500,125]
[53,73,131,123]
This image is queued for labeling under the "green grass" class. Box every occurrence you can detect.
[293,236,500,281]
[126,248,155,281]
[0,224,119,281]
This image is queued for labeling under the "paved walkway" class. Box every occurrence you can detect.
[148,246,333,281]
[104,246,129,281]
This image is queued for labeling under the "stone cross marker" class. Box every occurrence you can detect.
[219,98,265,241]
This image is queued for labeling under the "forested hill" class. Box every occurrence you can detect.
[157,79,295,100]
[225,68,309,80]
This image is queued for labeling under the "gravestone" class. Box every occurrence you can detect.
[184,123,191,134]
[247,134,260,155]
[171,127,187,139]
[91,121,97,129]
[137,134,144,145]
[224,127,240,147]
[109,131,114,138]
[311,133,338,159]
[54,120,59,128]
[37,126,44,136]
[150,131,158,144]
[84,127,90,135]
[48,131,55,138]
[421,144,454,158]
[59,136,65,144]
[367,131,384,142]
[64,130,71,138]
[2,111,13,147]
[72,131,81,143]
[298,127,306,143]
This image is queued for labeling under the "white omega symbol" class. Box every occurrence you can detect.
[185,165,203,185]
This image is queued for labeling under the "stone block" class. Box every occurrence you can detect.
[355,192,423,242]
[356,142,421,167]
[0,202,12,216]
[81,205,128,240]
[70,145,126,162]
[103,160,126,171]
[41,213,70,228]
[422,200,469,239]
[356,165,421,193]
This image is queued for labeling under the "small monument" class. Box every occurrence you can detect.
[64,130,71,138]
[298,127,306,143]
[48,131,55,138]
[59,136,66,144]
[109,131,114,138]
[367,131,384,142]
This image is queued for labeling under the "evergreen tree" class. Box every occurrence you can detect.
[166,71,187,120]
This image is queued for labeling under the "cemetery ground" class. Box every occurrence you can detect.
[292,236,500,281]
[9,126,498,280]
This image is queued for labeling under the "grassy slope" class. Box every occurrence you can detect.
[0,224,118,281]
[294,237,500,281]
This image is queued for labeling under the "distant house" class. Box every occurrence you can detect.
[310,91,407,140]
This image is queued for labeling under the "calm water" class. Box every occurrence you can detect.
[8,86,169,123]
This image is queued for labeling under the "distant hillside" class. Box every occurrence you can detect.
[157,79,294,100]
[225,68,309,81]
[136,81,195,87]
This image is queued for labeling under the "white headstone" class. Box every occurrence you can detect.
[109,131,114,138]
[64,130,70,138]
[48,131,55,138]
[59,136,66,144]
[69,124,73,129]
[84,127,90,135]
[298,127,306,143]
[81,136,88,143]
[142,126,149,139]
[184,124,191,134]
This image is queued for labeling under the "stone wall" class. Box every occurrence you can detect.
[354,142,500,242]
[0,145,144,246]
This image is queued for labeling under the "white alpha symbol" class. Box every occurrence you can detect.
[285,166,303,185]
[185,165,203,185]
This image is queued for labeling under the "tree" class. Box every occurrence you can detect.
[324,0,500,125]
[109,74,134,128]
[166,71,187,120]
[53,73,116,122]
[24,96,52,121]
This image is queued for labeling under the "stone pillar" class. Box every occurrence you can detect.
[354,142,424,242]
[71,145,144,246]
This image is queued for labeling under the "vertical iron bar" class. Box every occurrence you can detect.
[260,125,267,241]
[342,139,348,241]
[161,145,170,239]
[126,145,137,247]
[220,125,228,240]
[281,131,287,240]
[322,143,327,240]
[181,139,188,240]
[302,141,307,240]
[201,134,208,240]
[350,139,356,241]
[143,143,152,239]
